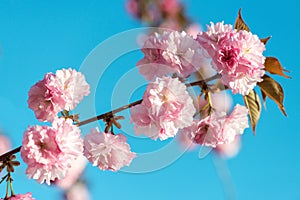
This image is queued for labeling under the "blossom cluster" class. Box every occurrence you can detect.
[84,128,136,171]
[0,3,289,200]
[131,20,267,148]
[21,118,83,185]
[21,68,136,187]
[137,23,266,95]
[131,76,196,140]
[126,0,188,30]
[6,18,268,199]
[18,15,265,192]
[27,68,90,122]
[197,22,265,95]
[181,104,248,147]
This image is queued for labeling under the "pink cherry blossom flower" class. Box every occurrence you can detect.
[162,31,208,78]
[215,31,265,95]
[130,104,163,139]
[197,22,265,95]
[176,130,197,151]
[223,104,249,136]
[197,22,233,57]
[137,31,207,80]
[137,32,175,81]
[0,134,11,154]
[182,104,248,147]
[186,23,202,38]
[160,0,180,16]
[137,59,175,82]
[125,0,139,17]
[1,192,35,200]
[211,92,233,113]
[27,68,90,121]
[64,182,90,200]
[54,154,87,190]
[198,91,233,113]
[55,68,90,111]
[83,128,136,172]
[27,73,66,122]
[215,135,241,159]
[21,118,83,185]
[131,76,196,140]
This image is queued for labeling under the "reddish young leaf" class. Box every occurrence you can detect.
[243,90,261,135]
[264,57,291,78]
[234,9,250,32]
[257,75,287,116]
[260,36,272,45]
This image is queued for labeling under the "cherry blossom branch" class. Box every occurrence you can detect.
[76,99,143,127]
[77,73,221,126]
[0,73,221,162]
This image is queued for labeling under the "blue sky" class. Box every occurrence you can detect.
[0,0,299,199]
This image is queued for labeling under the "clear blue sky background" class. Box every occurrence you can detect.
[0,0,299,199]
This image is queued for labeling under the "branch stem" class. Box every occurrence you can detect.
[0,147,21,162]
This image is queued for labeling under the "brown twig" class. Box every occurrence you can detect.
[0,147,21,162]
[76,99,143,127]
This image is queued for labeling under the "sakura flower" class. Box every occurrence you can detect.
[130,104,163,139]
[197,22,265,95]
[55,68,90,110]
[137,32,174,81]
[138,59,175,82]
[0,134,11,174]
[197,22,233,57]
[215,30,265,95]
[215,135,241,159]
[182,104,248,147]
[211,92,233,113]
[176,130,197,151]
[83,129,136,172]
[186,23,202,38]
[131,76,196,140]
[160,0,180,16]
[137,31,207,80]
[64,182,90,200]
[1,192,35,200]
[54,154,87,190]
[0,134,11,154]
[198,91,233,113]
[162,31,208,77]
[27,73,66,122]
[27,68,90,121]
[21,118,83,185]
[125,0,139,18]
[223,104,249,136]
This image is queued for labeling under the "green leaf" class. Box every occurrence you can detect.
[258,75,287,116]
[243,90,261,135]
[264,57,291,79]
[234,9,250,32]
